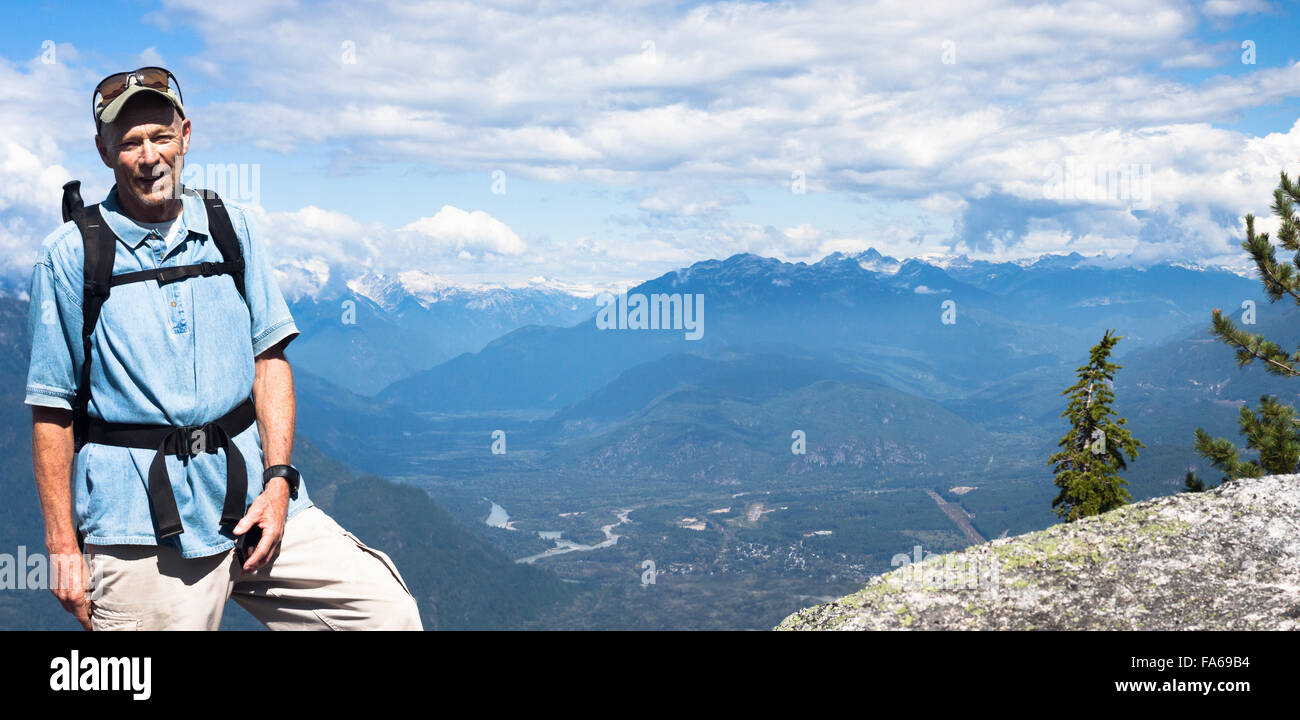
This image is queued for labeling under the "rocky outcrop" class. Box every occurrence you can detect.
[778,474,1300,630]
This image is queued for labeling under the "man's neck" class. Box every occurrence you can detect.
[118,194,183,224]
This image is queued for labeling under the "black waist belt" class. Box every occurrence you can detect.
[85,398,256,540]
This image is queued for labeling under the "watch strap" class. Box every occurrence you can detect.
[263,464,300,495]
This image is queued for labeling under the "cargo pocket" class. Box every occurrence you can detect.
[90,605,141,631]
[339,528,413,599]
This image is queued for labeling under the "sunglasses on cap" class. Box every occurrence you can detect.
[92,66,184,123]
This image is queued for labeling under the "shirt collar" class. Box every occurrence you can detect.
[100,185,211,251]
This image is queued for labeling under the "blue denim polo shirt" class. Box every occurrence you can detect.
[25,185,313,558]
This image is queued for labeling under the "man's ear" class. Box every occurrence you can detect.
[178,116,191,156]
[94,131,113,169]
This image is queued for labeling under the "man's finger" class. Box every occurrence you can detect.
[73,595,91,630]
[241,527,279,573]
[233,503,262,535]
[50,551,90,628]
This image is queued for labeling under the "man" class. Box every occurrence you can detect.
[26,66,422,630]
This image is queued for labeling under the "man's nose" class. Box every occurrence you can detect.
[138,140,161,166]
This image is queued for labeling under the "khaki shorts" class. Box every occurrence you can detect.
[86,506,423,630]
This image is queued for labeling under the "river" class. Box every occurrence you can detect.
[515,509,634,564]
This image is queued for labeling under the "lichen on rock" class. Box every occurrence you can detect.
[776,474,1300,630]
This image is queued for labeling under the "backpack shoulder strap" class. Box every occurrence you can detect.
[196,190,247,302]
[71,204,115,449]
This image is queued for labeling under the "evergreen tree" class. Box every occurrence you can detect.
[1193,172,1300,490]
[1048,330,1143,521]
[1194,396,1300,486]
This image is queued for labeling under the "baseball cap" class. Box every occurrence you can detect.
[93,66,185,126]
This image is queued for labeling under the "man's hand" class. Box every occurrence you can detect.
[232,478,291,573]
[49,544,91,630]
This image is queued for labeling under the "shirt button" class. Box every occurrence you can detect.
[171,301,177,307]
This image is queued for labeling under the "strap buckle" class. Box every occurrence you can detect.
[173,424,208,460]
[156,265,189,284]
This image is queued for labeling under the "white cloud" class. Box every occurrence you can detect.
[1202,0,1272,18]
[137,47,166,68]
[245,203,536,296]
[0,53,101,272]
[400,206,526,258]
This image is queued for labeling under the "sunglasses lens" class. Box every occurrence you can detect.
[134,67,172,90]
[95,72,130,104]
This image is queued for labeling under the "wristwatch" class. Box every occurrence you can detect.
[263,464,301,498]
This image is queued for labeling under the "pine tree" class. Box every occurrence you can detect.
[1193,172,1300,490]
[1194,396,1300,486]
[1048,330,1144,521]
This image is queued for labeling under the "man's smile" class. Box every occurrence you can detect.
[132,169,168,192]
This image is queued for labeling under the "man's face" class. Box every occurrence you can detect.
[95,97,191,218]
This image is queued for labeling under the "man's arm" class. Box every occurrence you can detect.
[253,339,295,469]
[233,337,296,572]
[27,241,92,628]
[31,406,91,629]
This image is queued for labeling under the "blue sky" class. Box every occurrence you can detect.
[1,0,1297,294]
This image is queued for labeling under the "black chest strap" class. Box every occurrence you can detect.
[108,258,244,289]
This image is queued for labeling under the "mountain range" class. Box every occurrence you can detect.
[374,249,1259,415]
[284,271,594,395]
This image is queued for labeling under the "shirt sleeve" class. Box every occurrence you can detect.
[25,251,83,411]
[231,203,299,356]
